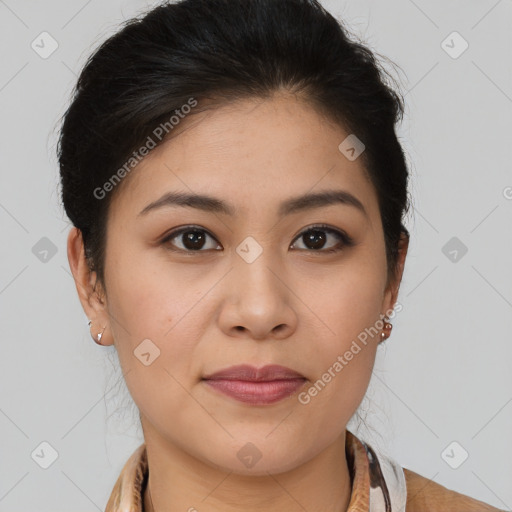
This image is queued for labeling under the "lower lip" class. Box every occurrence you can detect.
[203,378,307,405]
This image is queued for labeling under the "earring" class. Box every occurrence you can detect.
[96,325,107,344]
[380,318,393,342]
[88,320,107,346]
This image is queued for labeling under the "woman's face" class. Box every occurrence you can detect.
[71,93,406,475]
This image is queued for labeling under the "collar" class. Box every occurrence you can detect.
[105,429,407,512]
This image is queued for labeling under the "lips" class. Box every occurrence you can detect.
[202,364,307,405]
[202,364,305,381]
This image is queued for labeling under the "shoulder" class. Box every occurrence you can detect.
[403,467,506,512]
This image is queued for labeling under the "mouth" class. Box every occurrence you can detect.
[202,364,307,405]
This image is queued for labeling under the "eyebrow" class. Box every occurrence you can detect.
[138,189,367,218]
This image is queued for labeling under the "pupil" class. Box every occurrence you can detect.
[183,231,205,250]
[305,230,326,250]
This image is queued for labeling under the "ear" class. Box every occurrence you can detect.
[67,227,113,346]
[382,231,409,314]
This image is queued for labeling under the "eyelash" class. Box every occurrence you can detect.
[160,224,355,254]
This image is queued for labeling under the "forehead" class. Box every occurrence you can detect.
[110,94,379,222]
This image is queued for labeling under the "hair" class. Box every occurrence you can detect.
[57,0,411,293]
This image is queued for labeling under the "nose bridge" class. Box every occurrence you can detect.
[232,236,283,306]
[217,234,297,339]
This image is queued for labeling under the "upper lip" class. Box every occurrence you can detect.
[202,364,305,381]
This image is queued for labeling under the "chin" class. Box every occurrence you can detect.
[198,438,313,477]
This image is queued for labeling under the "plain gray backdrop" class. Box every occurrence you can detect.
[1,0,511,510]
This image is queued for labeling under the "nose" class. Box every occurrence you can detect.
[217,252,298,341]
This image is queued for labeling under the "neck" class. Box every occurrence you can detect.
[142,427,353,512]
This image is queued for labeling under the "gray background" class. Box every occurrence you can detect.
[1,0,511,510]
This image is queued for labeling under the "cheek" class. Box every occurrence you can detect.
[104,253,209,421]
[296,287,379,439]
[293,258,385,408]
[106,246,197,336]
[104,248,218,381]
[301,259,386,351]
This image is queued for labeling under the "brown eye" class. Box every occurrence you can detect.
[302,229,327,250]
[162,227,221,252]
[161,224,353,254]
[290,225,354,253]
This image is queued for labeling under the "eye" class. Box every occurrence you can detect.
[161,224,354,254]
[161,226,221,252]
[290,224,354,253]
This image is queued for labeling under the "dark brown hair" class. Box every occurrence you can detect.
[57,0,411,289]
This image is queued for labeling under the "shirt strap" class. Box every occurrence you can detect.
[360,439,408,512]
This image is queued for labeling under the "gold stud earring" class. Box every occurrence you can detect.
[380,318,393,341]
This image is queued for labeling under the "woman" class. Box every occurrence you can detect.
[58,0,505,510]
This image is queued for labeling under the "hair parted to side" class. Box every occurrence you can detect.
[57,0,411,292]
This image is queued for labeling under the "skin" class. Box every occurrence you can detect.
[68,92,408,512]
